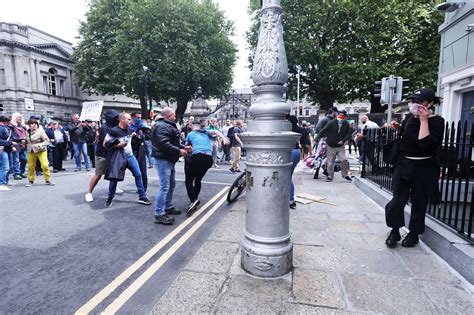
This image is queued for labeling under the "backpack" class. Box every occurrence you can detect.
[227,126,235,144]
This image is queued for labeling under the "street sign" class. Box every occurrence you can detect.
[24,98,34,111]
[80,100,104,121]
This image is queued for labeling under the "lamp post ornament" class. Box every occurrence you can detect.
[239,0,300,277]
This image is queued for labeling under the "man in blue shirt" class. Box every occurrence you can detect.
[185,119,228,216]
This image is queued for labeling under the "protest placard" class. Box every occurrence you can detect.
[80,101,104,121]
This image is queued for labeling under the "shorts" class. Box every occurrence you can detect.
[95,156,107,176]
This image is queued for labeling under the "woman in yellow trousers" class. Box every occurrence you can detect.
[25,119,54,186]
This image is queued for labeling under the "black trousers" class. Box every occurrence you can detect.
[385,157,439,235]
[184,153,213,202]
[87,143,95,167]
[52,142,66,170]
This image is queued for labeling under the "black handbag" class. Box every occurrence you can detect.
[383,139,400,164]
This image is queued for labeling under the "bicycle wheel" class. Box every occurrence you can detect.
[227,172,246,204]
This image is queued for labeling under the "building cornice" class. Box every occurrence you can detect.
[31,43,70,58]
[0,39,73,63]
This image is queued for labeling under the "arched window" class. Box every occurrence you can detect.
[48,68,57,95]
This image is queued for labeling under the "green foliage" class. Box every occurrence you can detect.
[73,0,237,119]
[247,0,443,112]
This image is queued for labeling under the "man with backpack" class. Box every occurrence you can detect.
[229,120,243,173]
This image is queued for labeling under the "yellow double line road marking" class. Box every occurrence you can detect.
[75,187,229,315]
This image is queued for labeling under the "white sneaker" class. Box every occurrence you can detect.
[116,187,124,194]
[0,185,11,191]
[213,163,219,168]
[85,193,94,202]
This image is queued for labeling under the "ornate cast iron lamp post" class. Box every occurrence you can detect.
[240,0,299,277]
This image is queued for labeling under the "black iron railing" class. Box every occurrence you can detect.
[361,121,473,243]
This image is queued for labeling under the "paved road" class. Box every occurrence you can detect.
[0,160,240,314]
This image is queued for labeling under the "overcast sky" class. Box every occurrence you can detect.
[0,0,253,88]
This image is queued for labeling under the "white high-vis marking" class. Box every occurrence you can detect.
[74,187,228,315]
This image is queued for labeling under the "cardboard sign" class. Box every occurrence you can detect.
[24,98,34,111]
[80,101,103,121]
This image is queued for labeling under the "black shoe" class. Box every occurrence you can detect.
[53,169,58,173]
[21,174,27,178]
[186,199,201,217]
[326,177,333,182]
[165,207,182,215]
[138,197,152,205]
[385,229,401,248]
[229,168,235,173]
[59,168,66,171]
[344,176,352,182]
[322,169,328,176]
[401,232,419,247]
[14,175,22,180]
[154,214,175,225]
[289,201,296,209]
[235,169,242,173]
[105,197,113,208]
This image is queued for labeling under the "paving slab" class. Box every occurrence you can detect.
[214,294,283,314]
[224,274,291,302]
[184,241,240,274]
[151,271,226,314]
[292,268,345,309]
[341,273,438,314]
[415,279,474,314]
[207,210,244,243]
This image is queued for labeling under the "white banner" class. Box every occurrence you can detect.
[24,98,34,111]
[80,100,104,121]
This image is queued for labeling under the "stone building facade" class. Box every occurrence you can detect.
[0,22,141,123]
[437,1,474,126]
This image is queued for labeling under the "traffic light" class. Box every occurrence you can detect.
[374,78,389,103]
[394,77,410,103]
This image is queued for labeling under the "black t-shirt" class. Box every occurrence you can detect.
[400,115,445,158]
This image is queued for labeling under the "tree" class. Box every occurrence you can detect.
[247,0,443,112]
[73,0,237,120]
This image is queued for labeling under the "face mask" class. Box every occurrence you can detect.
[409,103,421,116]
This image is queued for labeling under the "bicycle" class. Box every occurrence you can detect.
[227,171,246,203]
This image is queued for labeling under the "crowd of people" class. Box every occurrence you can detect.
[1,87,444,247]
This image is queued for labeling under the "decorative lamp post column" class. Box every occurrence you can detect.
[240,0,300,278]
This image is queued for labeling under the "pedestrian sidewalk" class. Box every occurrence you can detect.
[151,173,473,314]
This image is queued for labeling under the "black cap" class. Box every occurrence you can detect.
[85,118,93,123]
[0,115,11,122]
[406,88,441,103]
[337,110,347,116]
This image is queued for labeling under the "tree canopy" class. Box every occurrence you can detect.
[248,0,443,112]
[73,0,237,119]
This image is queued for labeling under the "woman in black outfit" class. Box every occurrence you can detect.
[385,88,445,248]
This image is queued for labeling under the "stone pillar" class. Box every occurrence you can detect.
[35,59,42,93]
[4,54,15,87]
[240,0,299,278]
[13,55,22,88]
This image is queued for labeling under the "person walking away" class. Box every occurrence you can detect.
[10,113,27,179]
[315,110,352,182]
[142,119,155,168]
[354,115,379,163]
[151,107,189,225]
[229,120,244,173]
[25,119,54,186]
[85,110,123,202]
[185,119,228,216]
[385,88,444,248]
[0,116,17,191]
[65,114,91,171]
[46,121,67,173]
[130,112,150,191]
[103,112,151,208]
[300,122,312,160]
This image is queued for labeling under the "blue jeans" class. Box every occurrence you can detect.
[0,151,9,185]
[154,158,176,216]
[11,149,27,175]
[72,142,91,170]
[145,140,154,167]
[290,148,301,202]
[108,154,146,199]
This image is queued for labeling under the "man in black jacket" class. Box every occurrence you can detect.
[151,107,189,225]
[315,110,352,182]
[65,114,92,172]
